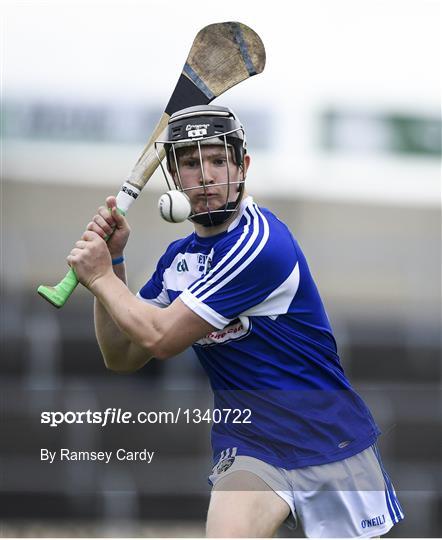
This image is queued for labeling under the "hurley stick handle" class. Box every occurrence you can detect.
[37,199,133,308]
[37,268,80,308]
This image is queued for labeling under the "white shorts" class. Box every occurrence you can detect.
[208,444,404,538]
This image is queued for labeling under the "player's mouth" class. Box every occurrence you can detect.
[196,192,217,199]
[191,193,224,212]
[191,189,221,201]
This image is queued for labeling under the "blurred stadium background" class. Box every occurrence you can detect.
[2,0,440,537]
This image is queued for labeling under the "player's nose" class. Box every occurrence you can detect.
[198,166,215,185]
[199,176,215,186]
[200,163,221,184]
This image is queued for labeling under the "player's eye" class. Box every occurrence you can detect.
[182,159,198,168]
[213,158,227,166]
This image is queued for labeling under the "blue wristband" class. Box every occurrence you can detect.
[112,256,125,266]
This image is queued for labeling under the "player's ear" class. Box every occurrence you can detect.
[242,154,251,178]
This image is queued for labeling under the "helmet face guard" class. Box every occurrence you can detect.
[155,105,247,227]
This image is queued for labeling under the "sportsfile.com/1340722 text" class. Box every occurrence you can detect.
[40,408,252,427]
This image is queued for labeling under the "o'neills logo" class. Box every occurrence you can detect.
[196,317,250,346]
[361,514,386,528]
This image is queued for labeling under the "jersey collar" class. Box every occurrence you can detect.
[227,195,254,232]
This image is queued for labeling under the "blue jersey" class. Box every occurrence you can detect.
[138,196,380,469]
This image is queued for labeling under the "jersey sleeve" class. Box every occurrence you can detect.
[137,249,174,308]
[180,206,300,329]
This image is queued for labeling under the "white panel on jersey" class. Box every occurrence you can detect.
[240,262,300,318]
[163,252,208,292]
[136,290,169,308]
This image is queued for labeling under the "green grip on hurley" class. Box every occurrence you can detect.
[37,267,80,308]
[37,207,126,308]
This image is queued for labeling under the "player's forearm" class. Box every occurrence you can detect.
[91,271,164,361]
[93,263,151,372]
[94,263,128,355]
[94,300,147,372]
[111,258,128,283]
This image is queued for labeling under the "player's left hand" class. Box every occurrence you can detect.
[67,230,112,289]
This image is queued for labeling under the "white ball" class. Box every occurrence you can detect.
[158,190,192,223]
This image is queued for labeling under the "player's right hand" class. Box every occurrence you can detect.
[86,196,131,258]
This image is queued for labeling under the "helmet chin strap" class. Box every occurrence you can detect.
[191,201,238,227]
[190,183,244,228]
